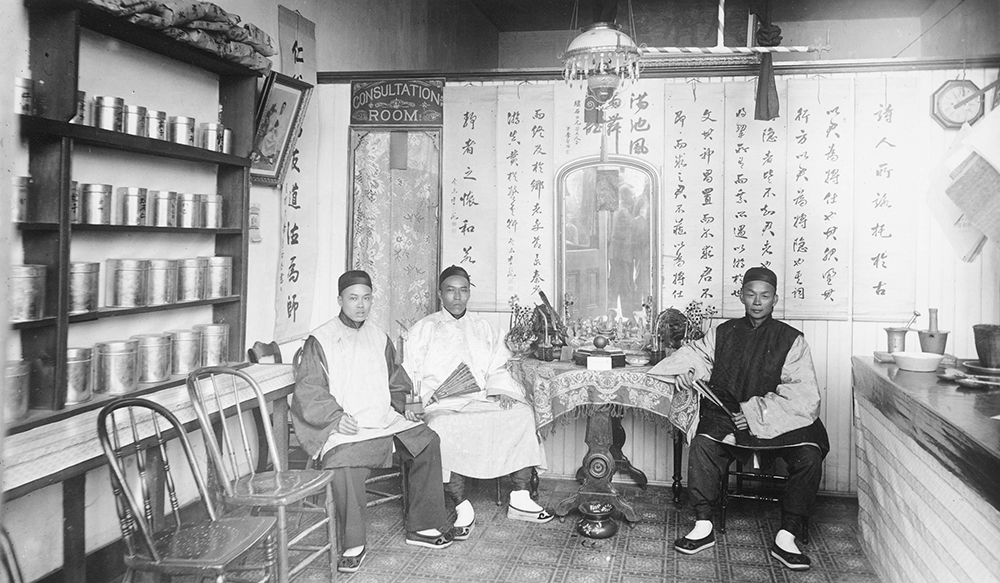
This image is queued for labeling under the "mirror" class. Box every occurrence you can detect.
[556,155,659,329]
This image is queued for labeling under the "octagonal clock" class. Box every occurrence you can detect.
[931,79,985,129]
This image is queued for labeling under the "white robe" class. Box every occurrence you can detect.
[404,310,546,479]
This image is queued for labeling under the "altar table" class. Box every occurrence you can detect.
[508,358,698,522]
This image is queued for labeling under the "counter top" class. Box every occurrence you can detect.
[852,357,1000,512]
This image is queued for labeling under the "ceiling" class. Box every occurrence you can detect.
[469,0,939,33]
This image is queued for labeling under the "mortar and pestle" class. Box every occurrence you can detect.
[918,308,949,355]
[885,311,919,353]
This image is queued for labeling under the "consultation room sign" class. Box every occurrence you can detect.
[350,79,444,126]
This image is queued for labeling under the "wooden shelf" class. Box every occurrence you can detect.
[71,224,242,235]
[15,221,59,231]
[20,116,251,167]
[10,317,57,330]
[67,296,240,323]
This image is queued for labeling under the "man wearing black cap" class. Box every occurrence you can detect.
[404,266,551,538]
[291,270,454,573]
[648,266,829,571]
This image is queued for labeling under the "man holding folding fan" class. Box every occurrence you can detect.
[291,270,454,574]
[404,266,552,540]
[648,266,829,572]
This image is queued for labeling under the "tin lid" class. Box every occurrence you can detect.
[194,323,229,336]
[146,109,166,118]
[11,176,31,187]
[200,256,232,266]
[200,122,225,130]
[116,186,147,197]
[168,116,196,124]
[95,339,139,354]
[167,329,202,341]
[94,96,124,107]
[147,259,177,270]
[81,183,113,194]
[123,104,147,115]
[69,261,100,273]
[10,264,46,277]
[131,333,171,347]
[67,347,93,361]
[202,194,224,204]
[177,257,208,268]
[4,361,30,377]
[176,192,200,202]
[149,190,177,200]
[106,258,150,271]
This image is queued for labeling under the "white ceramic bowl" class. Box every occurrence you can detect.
[893,351,945,372]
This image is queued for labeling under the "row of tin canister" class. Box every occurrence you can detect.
[2,324,231,419]
[90,94,231,152]
[10,177,224,229]
[8,256,231,322]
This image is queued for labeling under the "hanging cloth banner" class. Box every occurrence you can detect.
[274,6,318,341]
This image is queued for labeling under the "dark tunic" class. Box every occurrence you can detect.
[699,316,829,456]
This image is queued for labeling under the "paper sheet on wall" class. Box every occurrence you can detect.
[852,76,918,321]
[661,81,726,313]
[553,82,602,168]
[783,78,853,319]
[442,85,499,310]
[273,6,317,341]
[722,81,788,318]
[926,127,988,262]
[496,84,555,308]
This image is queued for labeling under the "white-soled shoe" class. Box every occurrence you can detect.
[507,504,555,523]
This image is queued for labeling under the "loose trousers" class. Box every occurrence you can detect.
[444,466,534,504]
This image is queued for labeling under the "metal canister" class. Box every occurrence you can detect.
[195,323,229,366]
[105,259,148,308]
[123,104,147,137]
[177,192,202,228]
[68,261,100,314]
[168,329,202,375]
[3,361,30,422]
[8,264,46,322]
[94,339,139,395]
[65,347,93,405]
[115,186,147,226]
[177,257,206,301]
[94,96,124,132]
[202,194,223,228]
[81,183,112,225]
[146,259,177,305]
[168,116,196,146]
[12,176,30,222]
[70,90,87,125]
[146,110,167,140]
[70,181,81,224]
[222,128,232,154]
[132,334,171,383]
[14,77,32,115]
[147,190,177,227]
[203,256,232,298]
[200,122,225,152]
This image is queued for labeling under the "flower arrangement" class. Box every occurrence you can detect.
[505,297,537,358]
[681,301,718,343]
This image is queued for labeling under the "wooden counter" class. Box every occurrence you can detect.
[852,357,1000,583]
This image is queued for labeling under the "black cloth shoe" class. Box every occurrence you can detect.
[674,530,715,555]
[405,531,454,549]
[771,544,811,570]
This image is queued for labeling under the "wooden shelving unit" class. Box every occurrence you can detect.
[14,0,257,418]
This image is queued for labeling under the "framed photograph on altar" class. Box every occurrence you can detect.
[250,72,313,186]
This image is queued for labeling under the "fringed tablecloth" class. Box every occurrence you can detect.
[508,358,699,436]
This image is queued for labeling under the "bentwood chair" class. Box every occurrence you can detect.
[186,366,338,583]
[719,452,810,544]
[96,398,277,583]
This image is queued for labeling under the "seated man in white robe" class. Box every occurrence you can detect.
[404,265,552,540]
[291,270,453,574]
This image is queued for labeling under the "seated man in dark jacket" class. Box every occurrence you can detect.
[648,266,829,571]
[291,270,453,574]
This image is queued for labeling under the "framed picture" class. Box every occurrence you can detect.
[250,72,313,186]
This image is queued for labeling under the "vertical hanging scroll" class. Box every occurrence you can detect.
[722,81,788,318]
[553,83,602,168]
[497,84,555,306]
[784,78,853,318]
[442,85,498,310]
[662,81,726,312]
[853,76,918,320]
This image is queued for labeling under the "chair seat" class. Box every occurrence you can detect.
[228,470,335,506]
[127,516,276,574]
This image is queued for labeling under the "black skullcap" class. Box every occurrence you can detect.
[338,270,372,294]
[438,265,471,286]
[743,266,777,290]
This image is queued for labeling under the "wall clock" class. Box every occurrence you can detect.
[930,79,985,129]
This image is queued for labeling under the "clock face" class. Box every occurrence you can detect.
[931,80,984,129]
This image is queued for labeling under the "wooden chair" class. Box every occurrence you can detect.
[96,398,277,583]
[0,527,25,583]
[186,367,338,583]
[718,452,810,544]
